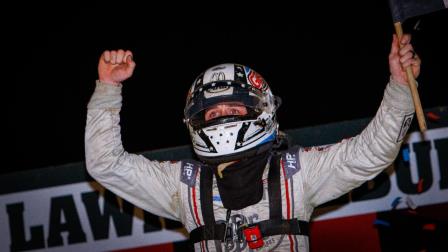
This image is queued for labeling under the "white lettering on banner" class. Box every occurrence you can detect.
[313,127,448,221]
[0,183,187,252]
[0,127,447,251]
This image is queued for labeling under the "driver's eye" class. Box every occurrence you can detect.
[206,110,220,120]
[229,109,240,115]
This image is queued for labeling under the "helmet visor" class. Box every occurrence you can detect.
[185,81,265,129]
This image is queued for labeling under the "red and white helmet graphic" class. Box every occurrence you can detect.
[184,63,281,163]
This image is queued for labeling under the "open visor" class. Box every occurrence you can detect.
[184,81,266,130]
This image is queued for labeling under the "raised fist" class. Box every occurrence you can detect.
[98,50,136,85]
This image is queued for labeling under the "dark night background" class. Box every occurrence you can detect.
[7,2,448,174]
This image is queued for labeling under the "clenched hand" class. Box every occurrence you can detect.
[98,50,136,85]
[389,34,421,85]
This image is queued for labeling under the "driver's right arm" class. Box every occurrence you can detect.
[85,50,181,221]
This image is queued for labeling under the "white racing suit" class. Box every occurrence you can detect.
[85,78,415,251]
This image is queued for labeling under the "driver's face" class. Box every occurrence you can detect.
[204,103,248,121]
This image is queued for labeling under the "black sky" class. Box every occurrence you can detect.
[7,2,448,174]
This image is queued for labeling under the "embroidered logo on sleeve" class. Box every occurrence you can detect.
[397,113,414,143]
[282,151,301,179]
[180,161,199,187]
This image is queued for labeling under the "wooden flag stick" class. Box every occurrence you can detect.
[394,22,427,132]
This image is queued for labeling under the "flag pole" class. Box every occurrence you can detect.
[394,22,427,132]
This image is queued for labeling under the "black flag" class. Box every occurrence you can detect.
[389,0,448,22]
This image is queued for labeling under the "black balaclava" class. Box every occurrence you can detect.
[212,148,271,210]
